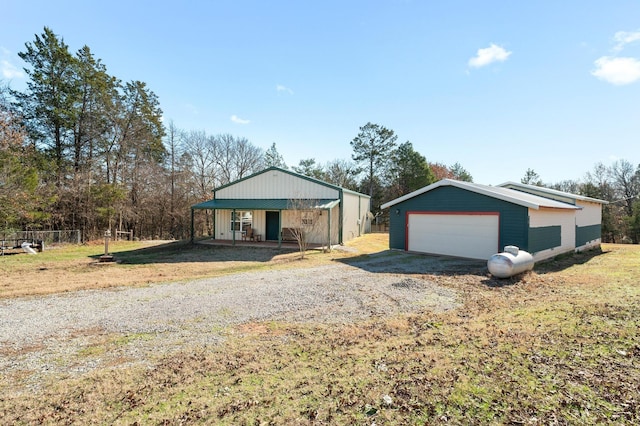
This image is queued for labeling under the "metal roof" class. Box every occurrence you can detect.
[192,198,340,210]
[380,179,581,210]
[497,181,609,205]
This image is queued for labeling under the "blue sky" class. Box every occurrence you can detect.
[2,0,639,185]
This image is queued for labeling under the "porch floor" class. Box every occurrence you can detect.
[194,238,325,250]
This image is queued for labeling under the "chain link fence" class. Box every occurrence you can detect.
[0,230,81,246]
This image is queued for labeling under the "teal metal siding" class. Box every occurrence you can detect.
[528,226,561,252]
[388,186,529,252]
[576,224,601,246]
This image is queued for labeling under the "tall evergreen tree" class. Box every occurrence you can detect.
[386,141,435,198]
[293,158,324,180]
[263,142,287,169]
[350,122,397,205]
[15,27,78,185]
[521,168,542,186]
[450,162,473,182]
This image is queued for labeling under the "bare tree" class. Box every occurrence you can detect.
[287,198,329,259]
[215,133,263,183]
[183,130,216,199]
[232,136,262,179]
[610,159,640,216]
[323,159,360,190]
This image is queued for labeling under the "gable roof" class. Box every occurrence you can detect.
[498,181,608,205]
[213,166,369,199]
[380,179,581,210]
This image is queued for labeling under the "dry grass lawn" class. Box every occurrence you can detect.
[1,237,638,424]
[0,235,388,299]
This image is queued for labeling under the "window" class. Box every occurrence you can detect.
[231,211,252,231]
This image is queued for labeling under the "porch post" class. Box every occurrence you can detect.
[190,208,194,243]
[212,209,216,240]
[232,208,236,246]
[278,209,282,249]
[327,208,332,250]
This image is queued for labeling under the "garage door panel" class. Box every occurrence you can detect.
[408,213,499,260]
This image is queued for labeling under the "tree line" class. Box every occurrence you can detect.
[521,163,640,244]
[1,27,638,243]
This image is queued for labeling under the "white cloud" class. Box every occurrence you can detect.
[230,114,250,124]
[613,30,640,52]
[591,56,640,85]
[276,84,294,95]
[1,59,24,79]
[468,43,512,68]
[0,46,24,80]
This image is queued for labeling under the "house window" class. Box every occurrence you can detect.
[231,211,252,231]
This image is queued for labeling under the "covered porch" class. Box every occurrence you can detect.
[190,198,341,249]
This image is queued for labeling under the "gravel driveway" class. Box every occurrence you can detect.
[0,252,483,387]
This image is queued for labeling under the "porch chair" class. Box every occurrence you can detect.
[242,227,254,241]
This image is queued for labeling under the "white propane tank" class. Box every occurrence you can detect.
[487,245,534,278]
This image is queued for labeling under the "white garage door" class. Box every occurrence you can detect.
[407,213,499,260]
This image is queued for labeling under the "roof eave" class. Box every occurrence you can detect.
[498,181,609,204]
[381,179,579,210]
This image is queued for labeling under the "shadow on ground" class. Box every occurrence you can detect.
[479,246,608,287]
[88,239,297,264]
[339,250,487,276]
[532,246,608,274]
[341,247,609,288]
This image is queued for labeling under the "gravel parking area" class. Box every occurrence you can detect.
[0,252,484,387]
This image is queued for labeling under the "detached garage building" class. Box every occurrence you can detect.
[381,179,606,261]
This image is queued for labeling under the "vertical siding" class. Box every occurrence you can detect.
[215,210,231,239]
[528,208,576,261]
[388,186,528,252]
[252,211,265,237]
[330,204,340,245]
[214,209,265,240]
[575,201,602,227]
[575,200,602,250]
[217,169,339,199]
[281,208,336,245]
[342,192,370,242]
